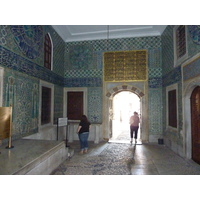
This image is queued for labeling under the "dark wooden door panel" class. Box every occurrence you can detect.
[67,92,83,120]
[191,86,200,164]
[41,86,51,125]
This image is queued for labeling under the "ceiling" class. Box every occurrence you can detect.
[52,25,167,42]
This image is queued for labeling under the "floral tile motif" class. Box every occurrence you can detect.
[149,77,162,88]
[148,88,163,135]
[88,87,102,123]
[10,25,43,59]
[0,46,64,86]
[0,25,7,46]
[148,48,161,68]
[162,66,182,87]
[69,44,94,69]
[183,57,200,81]
[188,25,200,45]
[3,68,39,137]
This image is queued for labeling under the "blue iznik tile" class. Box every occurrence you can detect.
[10,25,43,59]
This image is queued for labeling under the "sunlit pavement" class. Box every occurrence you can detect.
[51,139,200,175]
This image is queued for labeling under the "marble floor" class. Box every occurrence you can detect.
[1,130,200,175]
[0,139,67,175]
[51,139,200,175]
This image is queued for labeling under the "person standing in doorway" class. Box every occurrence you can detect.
[129,112,140,144]
[77,115,91,154]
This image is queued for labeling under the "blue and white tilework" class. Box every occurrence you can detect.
[163,66,182,87]
[188,25,200,45]
[0,46,64,86]
[183,57,200,81]
[88,87,102,123]
[148,88,163,136]
[3,68,39,139]
[0,25,7,46]
[10,25,43,59]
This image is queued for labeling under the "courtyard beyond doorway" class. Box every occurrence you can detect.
[109,91,141,144]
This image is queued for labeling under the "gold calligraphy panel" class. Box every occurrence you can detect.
[104,50,147,82]
[0,107,12,140]
[104,52,115,81]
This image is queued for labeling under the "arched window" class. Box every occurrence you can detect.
[44,33,52,70]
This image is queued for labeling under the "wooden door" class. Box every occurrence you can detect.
[67,92,83,120]
[191,86,200,164]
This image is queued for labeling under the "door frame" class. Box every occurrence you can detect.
[190,86,200,163]
[63,87,88,122]
[183,77,200,159]
[182,53,200,159]
[111,90,141,140]
[102,82,149,143]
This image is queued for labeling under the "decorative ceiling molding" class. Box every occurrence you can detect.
[52,25,167,42]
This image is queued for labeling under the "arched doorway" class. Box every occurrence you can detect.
[110,91,141,143]
[191,86,200,164]
[103,83,148,143]
[183,76,200,160]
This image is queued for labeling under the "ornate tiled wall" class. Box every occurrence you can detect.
[3,68,39,140]
[88,87,102,123]
[5,25,200,143]
[0,25,65,77]
[148,89,163,136]
[162,25,182,147]
[188,26,200,57]
[0,46,64,86]
[0,25,65,140]
[161,26,174,76]
[148,47,163,139]
[64,36,163,134]
[183,56,200,81]
[161,25,200,149]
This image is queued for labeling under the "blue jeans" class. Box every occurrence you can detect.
[78,132,89,150]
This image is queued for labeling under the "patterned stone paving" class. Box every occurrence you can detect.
[51,140,200,175]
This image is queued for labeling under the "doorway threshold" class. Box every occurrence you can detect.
[108,139,142,145]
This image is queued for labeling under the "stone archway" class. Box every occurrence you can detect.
[105,84,144,99]
[102,83,148,143]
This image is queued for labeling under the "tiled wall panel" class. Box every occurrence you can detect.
[161,25,200,150]
[148,89,163,135]
[0,25,65,140]
[88,87,102,123]
[3,68,39,139]
[64,36,162,130]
